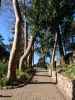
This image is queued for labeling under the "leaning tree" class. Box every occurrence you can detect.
[7,0,35,81]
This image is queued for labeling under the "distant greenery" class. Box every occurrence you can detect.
[57,64,75,79]
[37,64,47,69]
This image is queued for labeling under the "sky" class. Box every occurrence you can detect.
[0,1,14,44]
[0,0,32,44]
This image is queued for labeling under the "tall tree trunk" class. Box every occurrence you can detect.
[23,20,28,69]
[48,33,57,76]
[19,36,33,72]
[32,43,34,65]
[29,46,33,67]
[58,24,65,64]
[24,20,28,52]
[29,44,34,68]
[29,51,31,68]
[7,0,22,80]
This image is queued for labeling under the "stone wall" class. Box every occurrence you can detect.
[52,71,75,100]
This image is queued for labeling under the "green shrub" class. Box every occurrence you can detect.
[0,78,7,87]
[57,64,75,79]
[16,68,32,81]
[63,64,75,79]
[0,63,7,78]
[16,69,25,77]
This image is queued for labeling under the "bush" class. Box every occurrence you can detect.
[0,78,7,87]
[63,64,75,79]
[57,64,75,79]
[16,68,32,81]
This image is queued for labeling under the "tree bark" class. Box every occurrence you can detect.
[29,46,33,68]
[22,20,28,70]
[48,33,57,76]
[7,0,22,80]
[19,36,33,72]
[28,44,34,68]
[58,24,65,64]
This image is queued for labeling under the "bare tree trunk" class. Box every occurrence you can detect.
[7,0,22,80]
[32,43,34,65]
[29,46,33,68]
[22,20,28,70]
[59,24,65,64]
[48,33,57,76]
[25,22,28,68]
[29,52,31,68]
[28,44,34,68]
[19,36,33,72]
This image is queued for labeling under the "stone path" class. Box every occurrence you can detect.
[0,70,66,100]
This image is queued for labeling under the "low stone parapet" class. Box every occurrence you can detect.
[52,71,75,100]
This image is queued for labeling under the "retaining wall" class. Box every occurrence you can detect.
[52,71,75,100]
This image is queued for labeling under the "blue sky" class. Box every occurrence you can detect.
[0,3,14,44]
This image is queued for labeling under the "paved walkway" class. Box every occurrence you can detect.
[0,70,65,100]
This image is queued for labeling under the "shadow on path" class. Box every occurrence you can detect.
[72,80,75,100]
[36,70,48,72]
[35,74,51,77]
[0,95,12,98]
[29,81,57,84]
[29,69,57,85]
